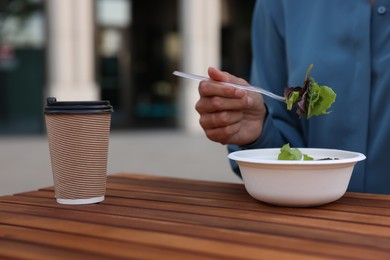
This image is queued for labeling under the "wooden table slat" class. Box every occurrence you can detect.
[0,224,224,260]
[1,202,389,259]
[1,191,390,252]
[0,239,110,260]
[63,180,390,213]
[2,185,389,250]
[0,212,332,260]
[7,189,390,236]
[1,173,390,259]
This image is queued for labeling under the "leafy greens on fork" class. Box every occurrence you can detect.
[284,64,336,119]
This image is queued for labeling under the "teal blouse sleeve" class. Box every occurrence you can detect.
[228,0,390,194]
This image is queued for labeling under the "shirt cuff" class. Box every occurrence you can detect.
[239,111,278,150]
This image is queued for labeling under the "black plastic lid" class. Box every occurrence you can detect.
[44,97,113,114]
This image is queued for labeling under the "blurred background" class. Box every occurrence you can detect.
[0,0,255,195]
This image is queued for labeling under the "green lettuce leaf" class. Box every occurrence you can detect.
[305,78,336,119]
[284,64,336,119]
[285,91,301,111]
[277,143,313,161]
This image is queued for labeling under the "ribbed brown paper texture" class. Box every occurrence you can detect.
[45,113,111,200]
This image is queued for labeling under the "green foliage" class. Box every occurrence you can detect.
[278,143,313,161]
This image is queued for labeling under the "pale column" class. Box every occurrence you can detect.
[179,0,221,134]
[46,0,99,101]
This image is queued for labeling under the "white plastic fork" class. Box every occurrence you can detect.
[173,71,285,102]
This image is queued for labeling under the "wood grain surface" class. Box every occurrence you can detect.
[1,173,390,259]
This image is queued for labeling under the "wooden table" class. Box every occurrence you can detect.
[1,173,390,259]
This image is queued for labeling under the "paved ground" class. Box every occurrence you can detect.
[0,130,242,196]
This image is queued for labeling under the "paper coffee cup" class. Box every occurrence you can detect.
[44,97,113,205]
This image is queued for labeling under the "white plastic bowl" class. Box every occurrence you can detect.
[228,148,366,207]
